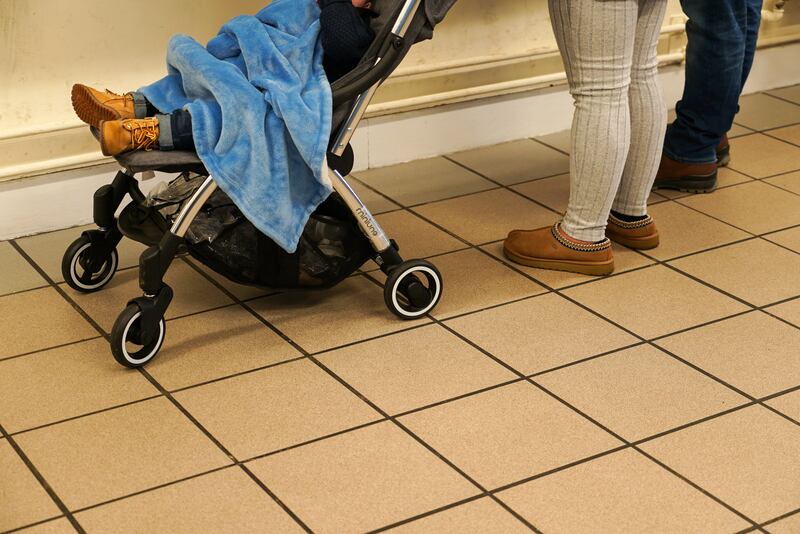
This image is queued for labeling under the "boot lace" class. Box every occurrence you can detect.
[126,120,159,152]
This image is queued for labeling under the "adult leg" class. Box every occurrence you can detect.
[612,0,668,216]
[663,0,748,165]
[555,0,638,242]
[740,0,764,94]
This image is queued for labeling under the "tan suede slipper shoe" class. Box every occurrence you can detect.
[503,223,614,276]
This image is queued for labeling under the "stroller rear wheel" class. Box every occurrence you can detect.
[110,303,166,368]
[62,234,119,293]
[384,259,443,320]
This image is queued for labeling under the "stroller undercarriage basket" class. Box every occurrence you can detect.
[187,189,374,291]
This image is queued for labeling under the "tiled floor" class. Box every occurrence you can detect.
[2,86,800,534]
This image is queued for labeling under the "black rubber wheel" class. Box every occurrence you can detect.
[384,259,443,320]
[62,235,119,293]
[110,303,166,368]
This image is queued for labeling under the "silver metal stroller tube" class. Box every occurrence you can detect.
[391,0,423,36]
[170,175,218,238]
[328,168,392,253]
[332,84,380,156]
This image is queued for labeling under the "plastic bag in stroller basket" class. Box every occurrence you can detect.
[186,189,373,290]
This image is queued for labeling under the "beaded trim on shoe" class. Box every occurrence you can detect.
[551,223,611,252]
[608,214,653,230]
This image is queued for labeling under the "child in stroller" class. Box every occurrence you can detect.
[61,0,452,369]
[72,0,377,157]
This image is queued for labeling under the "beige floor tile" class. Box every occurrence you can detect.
[766,390,800,422]
[765,170,800,195]
[446,293,637,375]
[185,258,271,301]
[536,130,572,154]
[0,439,61,532]
[768,124,800,147]
[425,249,546,319]
[399,382,622,489]
[769,512,800,534]
[562,265,748,339]
[350,177,401,214]
[512,174,569,214]
[17,518,76,534]
[727,134,800,178]
[319,325,515,415]
[175,359,379,459]
[679,181,800,234]
[640,406,800,522]
[734,93,800,131]
[413,189,558,245]
[76,467,303,534]
[657,312,800,399]
[448,139,570,186]
[481,241,654,289]
[536,345,747,441]
[14,397,231,510]
[498,449,749,534]
[669,239,800,306]
[0,241,46,296]
[251,276,430,353]
[374,210,465,259]
[0,288,98,360]
[717,167,755,187]
[247,422,479,534]
[767,84,800,104]
[62,260,234,333]
[17,225,146,283]
[644,201,749,260]
[388,498,529,533]
[765,226,800,253]
[767,297,800,327]
[146,305,301,391]
[352,157,494,207]
[0,339,157,433]
[729,123,755,138]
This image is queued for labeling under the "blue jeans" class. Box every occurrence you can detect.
[664,0,763,164]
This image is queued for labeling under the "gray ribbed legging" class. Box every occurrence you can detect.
[550,0,668,242]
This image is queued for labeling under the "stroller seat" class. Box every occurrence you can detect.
[91,126,207,175]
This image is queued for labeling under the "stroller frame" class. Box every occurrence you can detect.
[61,0,445,368]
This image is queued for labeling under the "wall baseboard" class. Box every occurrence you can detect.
[2,41,799,241]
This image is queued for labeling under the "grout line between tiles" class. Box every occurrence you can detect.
[1,516,67,534]
[0,423,86,534]
[8,240,314,534]
[205,276,543,532]
[358,272,765,531]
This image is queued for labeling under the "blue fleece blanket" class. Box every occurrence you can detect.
[140,0,333,253]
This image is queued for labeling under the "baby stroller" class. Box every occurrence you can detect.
[61,0,455,368]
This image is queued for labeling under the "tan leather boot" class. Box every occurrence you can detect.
[503,223,614,276]
[99,118,160,157]
[606,213,659,250]
[72,84,137,128]
[652,153,717,193]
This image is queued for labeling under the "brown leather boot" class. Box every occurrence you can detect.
[717,134,730,167]
[606,213,659,250]
[503,223,614,276]
[99,118,160,157]
[652,153,717,193]
[72,84,137,128]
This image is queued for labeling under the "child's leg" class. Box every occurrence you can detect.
[156,110,195,151]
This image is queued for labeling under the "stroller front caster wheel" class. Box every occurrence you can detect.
[110,304,166,368]
[62,234,119,293]
[384,260,443,320]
